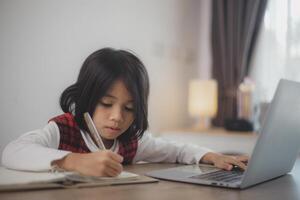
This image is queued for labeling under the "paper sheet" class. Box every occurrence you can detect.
[0,167,139,185]
[0,167,67,185]
[66,171,139,182]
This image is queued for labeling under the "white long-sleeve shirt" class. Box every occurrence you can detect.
[1,121,211,171]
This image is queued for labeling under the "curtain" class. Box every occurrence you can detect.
[211,0,268,126]
[251,0,300,102]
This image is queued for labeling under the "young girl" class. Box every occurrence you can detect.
[2,48,248,177]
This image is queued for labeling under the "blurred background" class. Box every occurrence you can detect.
[1,0,300,158]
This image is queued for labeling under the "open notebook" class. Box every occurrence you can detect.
[0,167,158,191]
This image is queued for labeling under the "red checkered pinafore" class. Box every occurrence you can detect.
[49,113,138,164]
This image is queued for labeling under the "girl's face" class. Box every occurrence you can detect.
[93,79,135,142]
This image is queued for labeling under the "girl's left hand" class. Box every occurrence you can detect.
[200,152,249,171]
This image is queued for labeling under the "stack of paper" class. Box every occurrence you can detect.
[0,167,67,185]
[0,166,157,191]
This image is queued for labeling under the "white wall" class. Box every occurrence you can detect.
[0,0,211,157]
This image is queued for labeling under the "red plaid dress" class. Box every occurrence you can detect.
[49,113,138,164]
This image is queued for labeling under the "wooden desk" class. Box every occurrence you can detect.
[1,159,300,200]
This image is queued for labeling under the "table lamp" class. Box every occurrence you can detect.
[188,79,218,130]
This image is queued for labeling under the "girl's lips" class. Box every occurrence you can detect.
[104,127,121,134]
[107,126,121,131]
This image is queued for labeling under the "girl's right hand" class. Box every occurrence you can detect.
[53,150,124,177]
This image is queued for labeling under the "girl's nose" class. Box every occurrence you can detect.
[110,107,124,123]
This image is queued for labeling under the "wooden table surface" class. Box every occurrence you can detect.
[1,158,300,200]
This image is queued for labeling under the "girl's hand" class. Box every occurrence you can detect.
[200,152,249,171]
[52,150,124,177]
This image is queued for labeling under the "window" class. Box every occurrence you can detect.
[250,0,300,102]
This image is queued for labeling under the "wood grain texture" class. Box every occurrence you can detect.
[1,159,299,200]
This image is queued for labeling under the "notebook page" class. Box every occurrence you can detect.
[0,167,67,185]
[66,171,139,182]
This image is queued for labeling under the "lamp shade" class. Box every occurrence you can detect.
[188,79,218,118]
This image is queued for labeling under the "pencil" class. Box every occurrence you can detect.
[83,112,106,150]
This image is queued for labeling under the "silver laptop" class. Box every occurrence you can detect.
[146,79,300,189]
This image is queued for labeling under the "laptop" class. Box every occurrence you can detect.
[146,79,300,189]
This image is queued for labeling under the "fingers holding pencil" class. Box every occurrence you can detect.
[60,150,124,177]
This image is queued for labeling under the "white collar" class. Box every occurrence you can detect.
[81,130,118,152]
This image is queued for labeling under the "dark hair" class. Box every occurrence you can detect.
[60,47,149,141]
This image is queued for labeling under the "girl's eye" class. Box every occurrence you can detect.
[99,102,112,107]
[125,106,134,112]
[99,101,134,112]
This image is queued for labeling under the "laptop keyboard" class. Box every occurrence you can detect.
[190,169,244,183]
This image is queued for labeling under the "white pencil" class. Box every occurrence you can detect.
[83,112,106,150]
